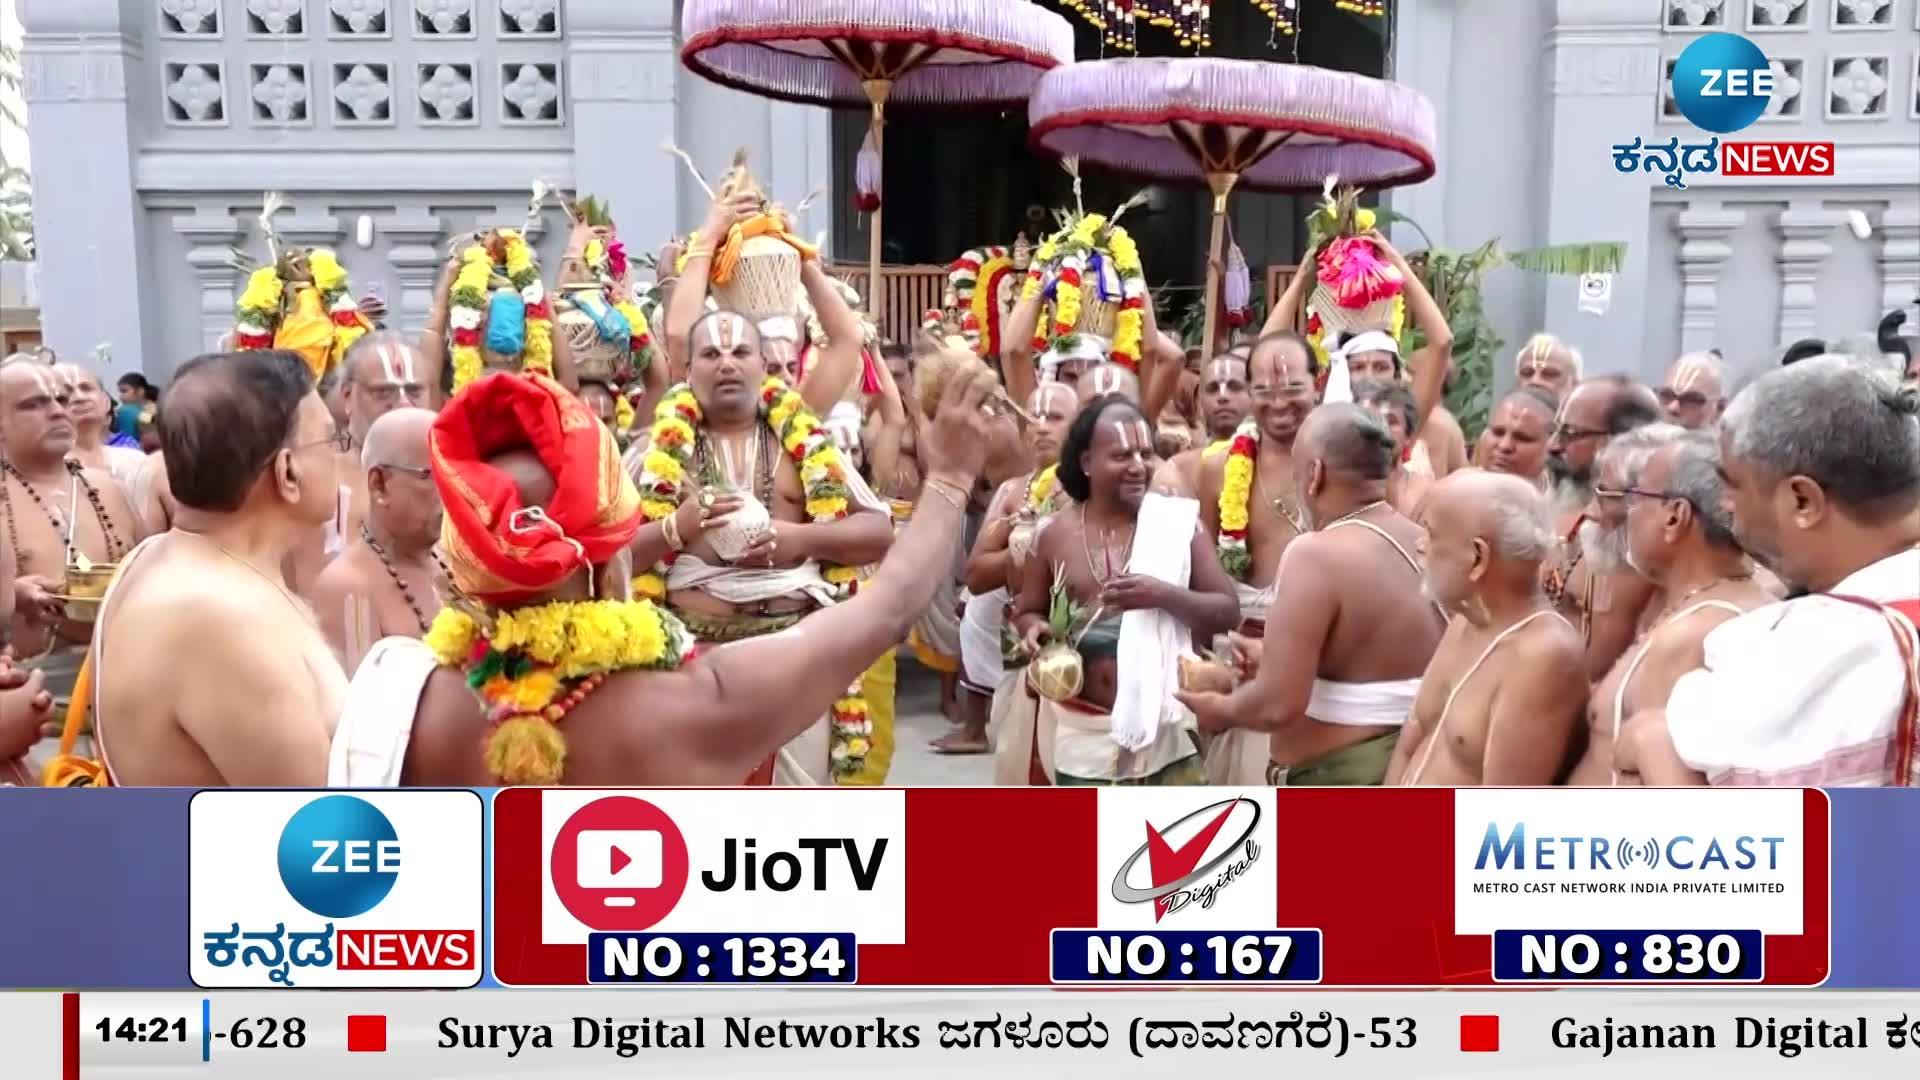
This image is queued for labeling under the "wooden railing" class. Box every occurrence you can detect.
[830,263,949,344]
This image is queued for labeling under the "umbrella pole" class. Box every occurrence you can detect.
[1201,171,1240,361]
[862,79,894,317]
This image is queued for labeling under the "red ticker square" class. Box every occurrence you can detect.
[346,1015,387,1053]
[1459,1015,1500,1052]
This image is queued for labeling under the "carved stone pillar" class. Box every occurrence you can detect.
[1878,204,1920,339]
[1773,206,1842,347]
[377,208,449,340]
[1541,0,1663,378]
[17,0,148,374]
[566,0,682,250]
[1673,204,1744,354]
[173,208,245,356]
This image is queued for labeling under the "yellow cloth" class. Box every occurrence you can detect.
[272,285,335,380]
[841,648,896,786]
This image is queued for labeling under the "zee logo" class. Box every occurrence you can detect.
[277,796,403,919]
[1670,33,1774,133]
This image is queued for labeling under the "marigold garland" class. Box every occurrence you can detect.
[425,600,694,785]
[1028,463,1062,513]
[232,250,370,371]
[613,391,635,434]
[1019,214,1146,374]
[632,376,870,778]
[234,266,282,351]
[449,230,554,394]
[1217,417,1259,580]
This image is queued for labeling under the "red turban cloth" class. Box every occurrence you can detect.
[430,371,642,605]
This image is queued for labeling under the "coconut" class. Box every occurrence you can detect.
[912,339,990,420]
[1028,641,1085,702]
[705,494,772,563]
[1177,653,1235,695]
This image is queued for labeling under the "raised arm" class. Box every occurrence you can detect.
[610,369,1001,783]
[418,254,458,393]
[1367,232,1453,437]
[664,192,758,377]
[795,260,866,416]
[1261,258,1314,336]
[1000,279,1046,409]
[861,355,909,497]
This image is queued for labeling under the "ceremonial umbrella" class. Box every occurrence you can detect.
[1028,58,1436,354]
[680,0,1075,319]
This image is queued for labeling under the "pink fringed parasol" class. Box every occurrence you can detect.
[1028,57,1436,354]
[682,0,1075,311]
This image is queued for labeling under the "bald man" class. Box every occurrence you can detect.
[1657,351,1727,429]
[1386,471,1586,786]
[286,333,438,600]
[1178,405,1447,786]
[1,359,145,770]
[310,409,444,673]
[1076,362,1140,410]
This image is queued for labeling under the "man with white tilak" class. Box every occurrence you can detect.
[1151,349,1253,499]
[645,243,888,784]
[1385,471,1587,786]
[1178,405,1446,786]
[285,333,437,599]
[1618,358,1920,787]
[962,380,1076,779]
[1567,426,1772,786]
[1657,351,1727,430]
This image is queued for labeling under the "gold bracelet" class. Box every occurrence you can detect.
[923,476,969,514]
[662,508,685,551]
[681,244,715,262]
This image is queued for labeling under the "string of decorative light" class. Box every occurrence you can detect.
[1060,0,1406,52]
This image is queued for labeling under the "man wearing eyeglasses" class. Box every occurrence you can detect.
[285,333,438,600]
[310,409,443,673]
[1568,426,1774,786]
[1657,351,1727,430]
[1617,356,1920,787]
[91,351,350,786]
[1,357,150,775]
[1541,376,1665,679]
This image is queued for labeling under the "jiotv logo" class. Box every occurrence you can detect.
[190,791,483,988]
[1095,789,1276,930]
[537,789,905,945]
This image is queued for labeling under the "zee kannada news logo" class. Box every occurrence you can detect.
[1613,31,1833,189]
[200,795,475,986]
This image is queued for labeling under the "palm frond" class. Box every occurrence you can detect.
[1506,242,1627,276]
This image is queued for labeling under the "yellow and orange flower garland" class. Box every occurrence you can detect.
[1216,417,1259,580]
[1019,213,1148,373]
[449,230,554,394]
[633,377,869,778]
[424,598,694,785]
[1027,462,1063,513]
[584,235,656,379]
[946,245,1016,360]
[233,248,372,377]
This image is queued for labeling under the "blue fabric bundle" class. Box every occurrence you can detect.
[486,289,527,355]
[573,292,630,350]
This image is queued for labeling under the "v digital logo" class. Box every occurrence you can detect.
[1095,789,1278,930]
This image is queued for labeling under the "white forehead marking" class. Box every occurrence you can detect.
[700,312,749,352]
[1029,383,1075,414]
[374,344,416,386]
[1091,365,1123,395]
[1112,418,1146,452]
[1208,358,1242,383]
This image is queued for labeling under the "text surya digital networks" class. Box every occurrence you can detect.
[440,1016,921,1058]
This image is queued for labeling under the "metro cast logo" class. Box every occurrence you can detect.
[190,790,484,988]
[1473,823,1787,873]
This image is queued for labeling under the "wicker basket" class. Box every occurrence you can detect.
[1309,282,1398,336]
[714,233,802,321]
[1078,289,1119,340]
[556,288,622,384]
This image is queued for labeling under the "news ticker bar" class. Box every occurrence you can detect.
[23,990,1920,1077]
[12,786,1920,990]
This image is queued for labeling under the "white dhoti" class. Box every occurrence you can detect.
[959,588,1006,696]
[989,668,1052,786]
[1307,678,1421,727]
[332,637,436,787]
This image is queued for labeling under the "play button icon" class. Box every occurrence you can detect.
[550,797,688,931]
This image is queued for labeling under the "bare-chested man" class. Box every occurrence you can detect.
[1568,426,1772,785]
[56,363,147,492]
[1353,379,1430,516]
[359,364,1002,787]
[1542,375,1664,678]
[1386,470,1587,786]
[92,350,349,785]
[2,359,145,770]
[1475,386,1557,485]
[1657,351,1727,430]
[1152,349,1252,498]
[285,332,437,599]
[1013,396,1240,785]
[1514,333,1582,402]
[1179,404,1447,786]
[645,203,888,784]
[0,532,56,785]
[311,408,443,673]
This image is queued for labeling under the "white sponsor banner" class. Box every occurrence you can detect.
[189,790,483,988]
[538,789,906,945]
[1453,789,1806,935]
[1094,788,1278,930]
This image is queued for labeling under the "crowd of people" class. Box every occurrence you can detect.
[0,182,1914,791]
